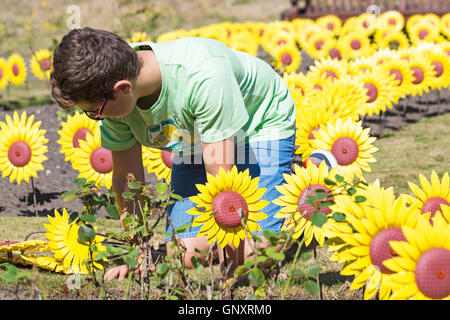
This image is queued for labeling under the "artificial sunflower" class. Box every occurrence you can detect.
[425,48,450,90]
[44,208,106,274]
[384,212,450,300]
[0,57,8,90]
[339,31,374,60]
[6,53,27,86]
[71,127,113,189]
[229,31,259,56]
[142,146,173,184]
[57,110,98,166]
[355,70,396,117]
[0,111,48,184]
[347,57,377,77]
[327,193,420,300]
[127,31,151,43]
[380,59,414,103]
[409,21,437,45]
[307,56,347,82]
[402,170,450,220]
[273,43,301,74]
[405,55,435,97]
[304,31,336,60]
[282,71,312,109]
[440,13,450,38]
[187,166,269,249]
[356,13,378,35]
[30,49,53,80]
[378,10,405,32]
[294,105,338,160]
[311,117,378,180]
[377,31,410,51]
[297,23,322,50]
[273,161,340,247]
[316,14,342,35]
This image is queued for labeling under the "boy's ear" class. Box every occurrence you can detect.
[113,80,132,94]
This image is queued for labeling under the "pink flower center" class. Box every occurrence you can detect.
[329,48,342,60]
[297,184,333,220]
[431,61,444,78]
[389,69,403,85]
[327,22,334,30]
[161,150,174,169]
[39,58,52,71]
[0,68,3,80]
[411,67,424,84]
[331,137,359,166]
[421,197,450,219]
[12,64,20,76]
[8,141,32,167]
[212,190,248,228]
[321,70,338,80]
[313,84,323,90]
[388,18,396,25]
[277,40,287,46]
[418,29,429,40]
[415,248,450,299]
[72,128,92,148]
[315,40,324,50]
[369,227,406,274]
[308,127,320,140]
[281,53,292,65]
[90,147,113,174]
[350,39,361,50]
[363,83,378,103]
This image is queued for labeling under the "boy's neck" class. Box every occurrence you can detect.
[134,50,162,110]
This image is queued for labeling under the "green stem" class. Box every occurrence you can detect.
[281,236,305,300]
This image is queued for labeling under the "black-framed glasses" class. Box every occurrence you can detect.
[84,98,108,120]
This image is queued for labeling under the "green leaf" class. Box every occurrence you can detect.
[127,181,141,190]
[175,223,192,233]
[266,247,285,261]
[194,248,208,257]
[72,177,87,187]
[170,193,184,202]
[332,212,346,222]
[355,195,367,203]
[190,256,204,274]
[318,200,335,208]
[105,203,120,220]
[121,191,135,199]
[347,187,357,196]
[335,175,344,183]
[248,268,265,287]
[80,214,96,224]
[61,190,78,202]
[323,178,336,186]
[155,182,168,194]
[290,269,305,281]
[124,257,139,268]
[306,265,322,278]
[300,252,313,262]
[303,279,320,296]
[78,223,96,243]
[2,272,18,283]
[263,230,278,245]
[157,263,169,277]
[310,212,328,228]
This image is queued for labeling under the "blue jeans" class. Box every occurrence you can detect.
[165,135,295,241]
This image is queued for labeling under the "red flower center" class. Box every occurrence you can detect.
[421,197,450,219]
[321,70,338,80]
[308,127,320,140]
[351,39,361,50]
[281,53,292,65]
[369,227,406,274]
[415,248,450,299]
[161,150,174,169]
[212,190,248,228]
[277,40,287,46]
[90,147,113,174]
[294,85,305,96]
[431,61,444,78]
[327,22,334,30]
[389,69,403,85]
[0,68,3,80]
[39,58,52,71]
[329,48,342,60]
[418,29,429,40]
[313,84,323,90]
[72,128,92,148]
[331,137,359,166]
[12,64,20,76]
[411,67,424,84]
[315,40,324,50]
[363,83,378,103]
[297,184,333,220]
[8,141,32,167]
[388,18,396,25]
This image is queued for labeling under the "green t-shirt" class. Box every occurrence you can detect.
[100,37,295,155]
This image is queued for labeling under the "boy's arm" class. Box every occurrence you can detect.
[202,135,235,176]
[111,141,145,230]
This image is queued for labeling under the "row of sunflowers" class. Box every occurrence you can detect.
[0,11,449,300]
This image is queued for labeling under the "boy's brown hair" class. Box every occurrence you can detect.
[49,27,142,109]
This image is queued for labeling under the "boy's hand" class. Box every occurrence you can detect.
[103,248,156,281]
